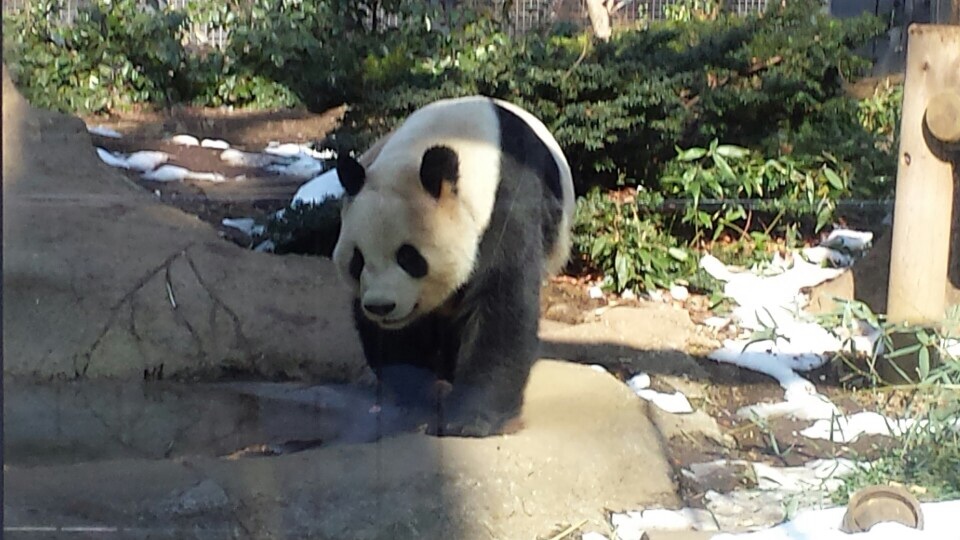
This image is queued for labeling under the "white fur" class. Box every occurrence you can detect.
[333,96,575,326]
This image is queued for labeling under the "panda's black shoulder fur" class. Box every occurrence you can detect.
[493,103,564,201]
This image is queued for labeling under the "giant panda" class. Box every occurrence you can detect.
[332,96,575,437]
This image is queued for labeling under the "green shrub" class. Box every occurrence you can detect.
[574,188,696,293]
[265,199,343,257]
[660,139,853,239]
[3,0,190,113]
[334,0,888,194]
[857,78,903,151]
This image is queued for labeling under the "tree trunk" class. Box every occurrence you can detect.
[584,0,612,41]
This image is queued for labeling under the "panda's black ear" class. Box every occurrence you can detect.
[337,153,365,196]
[419,146,459,199]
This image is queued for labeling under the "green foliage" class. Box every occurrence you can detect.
[857,78,904,151]
[265,199,343,257]
[662,0,722,22]
[828,306,960,503]
[661,139,852,239]
[3,0,898,295]
[2,0,442,112]
[574,188,696,293]
[572,139,850,294]
[335,0,888,193]
[3,0,190,113]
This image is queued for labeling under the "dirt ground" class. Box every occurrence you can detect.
[78,105,909,512]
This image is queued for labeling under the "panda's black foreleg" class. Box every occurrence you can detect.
[432,265,540,437]
[352,301,445,415]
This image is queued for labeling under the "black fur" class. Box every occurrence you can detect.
[494,104,566,261]
[349,248,364,281]
[337,153,366,196]
[396,244,429,278]
[354,100,566,437]
[419,145,460,199]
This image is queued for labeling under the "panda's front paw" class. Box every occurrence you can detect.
[429,415,497,438]
[425,400,521,438]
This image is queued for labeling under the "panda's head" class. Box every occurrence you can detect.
[331,145,480,329]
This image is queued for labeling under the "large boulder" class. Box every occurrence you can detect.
[2,65,366,381]
[3,360,681,539]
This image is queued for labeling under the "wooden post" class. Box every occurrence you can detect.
[887,24,959,329]
[882,24,959,382]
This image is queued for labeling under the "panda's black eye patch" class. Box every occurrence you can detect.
[349,247,364,281]
[396,244,428,278]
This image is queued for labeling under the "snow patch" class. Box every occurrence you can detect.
[87,125,123,138]
[95,148,170,172]
[142,165,225,183]
[200,138,231,149]
[626,373,694,414]
[266,155,326,179]
[222,218,265,237]
[709,499,959,539]
[292,167,345,206]
[612,508,719,538]
[168,134,200,146]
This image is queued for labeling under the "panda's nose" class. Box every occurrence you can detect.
[363,301,396,317]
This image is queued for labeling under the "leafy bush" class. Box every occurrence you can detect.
[334,0,888,193]
[574,188,696,293]
[265,199,343,257]
[660,139,853,239]
[857,78,904,151]
[3,0,190,113]
[2,0,437,112]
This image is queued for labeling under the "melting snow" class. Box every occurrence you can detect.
[222,218,265,237]
[96,148,170,172]
[626,373,694,414]
[200,138,231,149]
[699,229,884,423]
[292,168,345,206]
[253,240,276,253]
[168,134,200,146]
[96,148,128,168]
[709,500,959,539]
[612,508,719,538]
[821,228,874,252]
[266,155,326,179]
[87,125,123,138]
[142,165,225,183]
[264,142,335,161]
[220,149,284,168]
[669,284,690,301]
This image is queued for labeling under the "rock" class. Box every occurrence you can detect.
[649,408,735,449]
[164,479,230,516]
[544,302,582,324]
[2,64,365,381]
[682,460,757,494]
[3,361,681,539]
[540,305,710,378]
